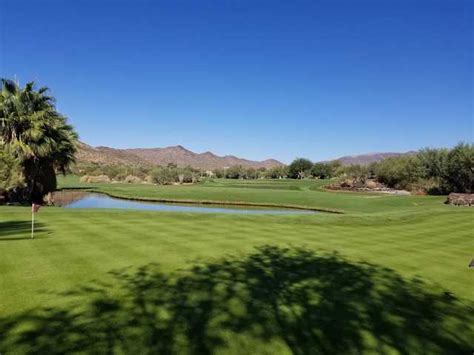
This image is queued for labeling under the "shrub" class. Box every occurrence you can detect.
[149,168,178,185]
[311,163,332,179]
[265,166,288,179]
[80,175,111,183]
[374,156,423,190]
[442,143,473,193]
[225,165,245,179]
[344,165,370,186]
[124,175,143,184]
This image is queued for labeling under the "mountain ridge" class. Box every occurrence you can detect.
[76,142,284,169]
[77,142,415,169]
[324,151,416,166]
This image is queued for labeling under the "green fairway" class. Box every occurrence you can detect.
[1,178,473,353]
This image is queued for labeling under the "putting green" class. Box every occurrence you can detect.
[1,177,473,353]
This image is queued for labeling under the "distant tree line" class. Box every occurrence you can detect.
[75,163,285,184]
[148,164,200,185]
[284,143,473,194]
[373,143,473,193]
[75,163,202,185]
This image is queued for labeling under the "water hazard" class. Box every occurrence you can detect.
[54,191,316,215]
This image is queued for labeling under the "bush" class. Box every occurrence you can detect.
[344,165,370,186]
[178,167,198,183]
[374,156,423,190]
[442,143,473,193]
[212,169,224,178]
[417,148,448,179]
[225,165,246,179]
[124,175,143,184]
[264,166,288,179]
[115,173,127,181]
[80,175,111,183]
[311,163,332,179]
[149,168,178,185]
[72,163,153,180]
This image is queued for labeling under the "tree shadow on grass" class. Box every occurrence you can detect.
[0,246,472,354]
[0,221,47,240]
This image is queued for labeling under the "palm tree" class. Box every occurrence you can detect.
[0,79,78,203]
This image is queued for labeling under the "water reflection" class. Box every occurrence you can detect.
[53,191,316,215]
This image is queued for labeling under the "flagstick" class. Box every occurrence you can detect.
[31,210,35,239]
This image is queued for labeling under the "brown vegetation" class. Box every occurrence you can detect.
[446,193,474,206]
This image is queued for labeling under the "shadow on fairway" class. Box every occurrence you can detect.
[0,221,47,240]
[0,246,472,354]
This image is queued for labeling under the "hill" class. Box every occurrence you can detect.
[76,142,150,166]
[76,142,284,169]
[77,142,415,169]
[329,152,415,166]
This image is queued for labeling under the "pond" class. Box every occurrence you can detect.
[54,191,316,215]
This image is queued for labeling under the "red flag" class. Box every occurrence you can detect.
[32,203,41,213]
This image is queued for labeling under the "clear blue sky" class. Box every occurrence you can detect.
[1,0,472,163]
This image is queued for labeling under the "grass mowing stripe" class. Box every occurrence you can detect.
[1,178,473,354]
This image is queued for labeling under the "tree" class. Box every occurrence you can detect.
[212,168,225,178]
[0,79,78,203]
[256,167,267,179]
[417,148,448,179]
[245,167,257,180]
[374,156,423,189]
[288,158,313,179]
[266,165,288,179]
[311,163,333,179]
[178,166,197,183]
[329,160,343,176]
[226,165,246,179]
[149,167,178,185]
[442,143,474,193]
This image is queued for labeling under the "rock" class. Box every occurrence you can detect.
[366,180,378,189]
[446,193,474,206]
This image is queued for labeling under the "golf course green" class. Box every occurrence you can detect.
[1,177,473,354]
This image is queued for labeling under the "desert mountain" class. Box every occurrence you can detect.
[329,152,415,166]
[76,142,284,169]
[76,142,149,166]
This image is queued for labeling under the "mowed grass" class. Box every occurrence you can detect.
[1,177,473,353]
